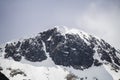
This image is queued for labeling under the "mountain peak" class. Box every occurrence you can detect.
[0,27,120,80]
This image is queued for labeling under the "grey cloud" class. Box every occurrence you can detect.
[0,0,120,49]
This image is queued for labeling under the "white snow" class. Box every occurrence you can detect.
[1,58,119,80]
[103,64,120,80]
[0,58,69,80]
[60,65,114,80]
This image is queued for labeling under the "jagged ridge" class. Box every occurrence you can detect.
[2,27,120,71]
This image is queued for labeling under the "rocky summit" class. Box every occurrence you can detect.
[0,27,120,80]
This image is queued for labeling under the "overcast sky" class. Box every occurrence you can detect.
[0,0,120,49]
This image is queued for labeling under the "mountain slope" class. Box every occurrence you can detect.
[0,27,120,80]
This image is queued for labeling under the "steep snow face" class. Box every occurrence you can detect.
[0,58,114,80]
[0,58,69,80]
[0,27,120,80]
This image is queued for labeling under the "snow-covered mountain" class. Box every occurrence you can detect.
[0,27,120,80]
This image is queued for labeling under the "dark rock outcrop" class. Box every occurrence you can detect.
[0,72,9,80]
[4,38,47,62]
